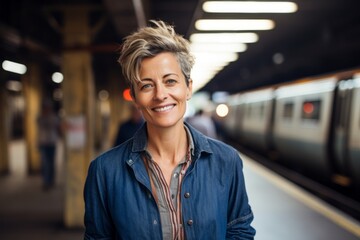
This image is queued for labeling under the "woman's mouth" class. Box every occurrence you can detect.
[153,104,175,112]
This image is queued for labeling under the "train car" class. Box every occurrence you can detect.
[238,88,274,152]
[217,68,360,189]
[272,77,338,179]
[331,74,360,187]
[221,93,243,140]
[348,75,360,188]
[220,88,275,153]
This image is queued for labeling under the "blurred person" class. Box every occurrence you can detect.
[211,113,227,141]
[113,104,144,146]
[37,100,60,191]
[84,20,255,239]
[186,109,217,139]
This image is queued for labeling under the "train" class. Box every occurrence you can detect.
[215,68,360,190]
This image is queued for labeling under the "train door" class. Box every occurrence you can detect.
[331,79,352,186]
[347,76,360,188]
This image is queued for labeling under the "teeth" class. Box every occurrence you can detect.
[154,105,173,112]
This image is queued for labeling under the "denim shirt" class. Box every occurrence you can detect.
[84,122,256,240]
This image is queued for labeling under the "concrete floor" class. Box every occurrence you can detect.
[0,140,83,240]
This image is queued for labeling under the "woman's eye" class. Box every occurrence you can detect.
[140,84,153,90]
[166,79,177,85]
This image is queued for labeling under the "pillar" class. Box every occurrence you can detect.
[22,62,42,174]
[62,6,96,228]
[0,80,9,174]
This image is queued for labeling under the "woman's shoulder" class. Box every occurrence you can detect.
[207,138,240,158]
[91,141,132,168]
[189,124,239,157]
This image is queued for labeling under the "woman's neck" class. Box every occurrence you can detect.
[146,123,188,165]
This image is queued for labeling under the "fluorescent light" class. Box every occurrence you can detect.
[203,1,298,13]
[190,33,258,43]
[2,60,27,74]
[192,61,228,73]
[190,52,239,92]
[191,60,233,92]
[191,42,247,52]
[193,52,238,63]
[195,19,275,31]
[52,72,64,83]
[191,69,217,92]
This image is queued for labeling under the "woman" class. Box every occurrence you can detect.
[84,20,256,239]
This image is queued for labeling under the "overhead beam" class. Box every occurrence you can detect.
[0,23,60,65]
[132,0,146,27]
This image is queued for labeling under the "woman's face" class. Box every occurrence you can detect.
[133,52,192,129]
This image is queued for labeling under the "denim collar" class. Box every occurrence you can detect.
[131,121,212,160]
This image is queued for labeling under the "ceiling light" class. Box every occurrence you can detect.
[273,53,284,64]
[203,1,298,13]
[191,42,247,52]
[52,72,64,83]
[191,68,218,92]
[190,33,258,43]
[193,52,238,63]
[2,60,27,74]
[195,19,275,31]
[193,61,228,70]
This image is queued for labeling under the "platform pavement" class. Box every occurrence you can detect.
[0,140,83,240]
[241,154,360,240]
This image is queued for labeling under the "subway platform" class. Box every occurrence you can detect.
[0,140,83,240]
[0,140,359,239]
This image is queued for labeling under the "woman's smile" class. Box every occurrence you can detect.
[152,104,176,112]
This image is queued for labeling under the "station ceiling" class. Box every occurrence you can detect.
[1,0,360,95]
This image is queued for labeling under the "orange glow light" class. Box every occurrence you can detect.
[303,102,314,114]
[123,88,133,101]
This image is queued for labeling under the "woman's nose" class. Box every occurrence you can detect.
[153,84,167,100]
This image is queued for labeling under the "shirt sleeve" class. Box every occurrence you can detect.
[226,151,256,239]
[84,159,115,240]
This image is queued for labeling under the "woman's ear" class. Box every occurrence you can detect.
[187,79,193,100]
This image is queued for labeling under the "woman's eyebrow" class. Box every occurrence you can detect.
[138,78,153,83]
[163,73,179,78]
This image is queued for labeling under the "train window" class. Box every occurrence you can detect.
[246,103,265,119]
[301,100,321,120]
[246,102,265,119]
[283,102,294,119]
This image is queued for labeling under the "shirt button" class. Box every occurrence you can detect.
[187,219,193,226]
[173,172,179,178]
[153,220,158,225]
[184,192,190,198]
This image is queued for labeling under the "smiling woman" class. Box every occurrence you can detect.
[83,20,256,240]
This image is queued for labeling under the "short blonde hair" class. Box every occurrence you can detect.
[118,20,195,97]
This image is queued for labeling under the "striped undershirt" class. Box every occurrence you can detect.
[143,126,194,240]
